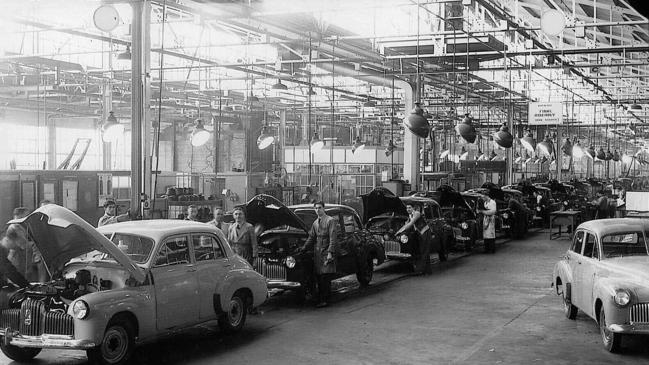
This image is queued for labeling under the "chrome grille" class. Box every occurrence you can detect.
[20,299,45,336]
[630,303,649,324]
[0,309,20,330]
[384,240,401,254]
[254,259,287,280]
[43,311,74,336]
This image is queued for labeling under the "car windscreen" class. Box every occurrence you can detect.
[601,232,648,258]
[100,233,155,264]
[294,210,318,228]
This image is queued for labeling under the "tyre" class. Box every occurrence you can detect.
[599,306,622,353]
[356,256,374,287]
[218,292,248,333]
[466,229,475,252]
[0,341,41,362]
[86,317,135,365]
[438,236,448,262]
[561,283,577,320]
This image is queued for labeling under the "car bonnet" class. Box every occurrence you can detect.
[9,204,146,283]
[360,187,407,222]
[244,194,309,233]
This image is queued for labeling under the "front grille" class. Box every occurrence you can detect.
[43,311,74,335]
[254,259,287,280]
[630,303,649,324]
[20,299,46,336]
[384,240,401,254]
[0,309,20,330]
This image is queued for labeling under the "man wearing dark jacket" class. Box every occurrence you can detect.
[0,243,29,288]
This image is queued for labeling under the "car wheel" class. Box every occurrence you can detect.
[0,340,41,362]
[599,306,622,353]
[438,236,448,262]
[218,292,248,333]
[561,286,578,320]
[466,230,475,252]
[86,317,135,365]
[356,256,374,287]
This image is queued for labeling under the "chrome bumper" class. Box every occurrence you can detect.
[266,280,301,289]
[386,252,412,260]
[456,236,470,241]
[0,329,95,349]
[607,323,649,334]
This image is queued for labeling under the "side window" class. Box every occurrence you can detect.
[192,234,226,262]
[571,231,584,254]
[342,213,359,233]
[432,206,441,219]
[423,205,433,220]
[155,236,190,267]
[583,233,596,258]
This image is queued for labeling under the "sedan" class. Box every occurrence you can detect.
[553,218,649,352]
[0,205,267,364]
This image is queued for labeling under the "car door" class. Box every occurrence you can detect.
[577,231,599,317]
[337,209,360,273]
[425,204,444,247]
[568,230,586,309]
[151,234,200,330]
[190,233,230,320]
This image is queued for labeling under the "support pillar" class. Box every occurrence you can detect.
[401,83,417,190]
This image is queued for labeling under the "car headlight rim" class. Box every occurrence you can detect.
[460,222,469,230]
[614,289,631,307]
[399,234,409,244]
[502,213,509,219]
[285,256,296,269]
[72,300,89,319]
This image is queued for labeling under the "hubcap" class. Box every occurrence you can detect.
[229,298,243,326]
[102,326,128,364]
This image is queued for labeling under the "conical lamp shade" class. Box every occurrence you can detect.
[596,147,606,160]
[272,79,288,90]
[613,150,620,162]
[310,132,324,151]
[493,125,513,148]
[352,136,365,153]
[587,145,596,158]
[561,138,572,156]
[520,132,536,153]
[455,114,477,143]
[385,140,395,156]
[605,149,613,161]
[538,137,554,156]
[403,103,430,138]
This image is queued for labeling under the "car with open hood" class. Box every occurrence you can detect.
[0,205,267,365]
[363,187,454,262]
[242,195,385,303]
[553,219,649,353]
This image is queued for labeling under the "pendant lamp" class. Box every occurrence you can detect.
[190,119,211,147]
[605,149,613,161]
[520,131,536,153]
[493,124,513,148]
[352,136,365,153]
[385,140,395,157]
[257,124,275,150]
[612,150,620,162]
[101,111,124,142]
[561,138,572,156]
[455,114,477,143]
[538,135,554,156]
[310,132,324,151]
[403,102,430,138]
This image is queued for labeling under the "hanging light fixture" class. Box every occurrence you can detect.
[538,135,554,156]
[493,124,513,148]
[514,152,522,163]
[605,149,613,161]
[362,97,376,108]
[561,138,572,156]
[385,139,395,157]
[622,154,633,164]
[587,144,596,159]
[117,45,131,60]
[440,144,450,159]
[190,119,211,147]
[519,130,536,153]
[404,102,430,138]
[455,114,477,143]
[101,111,124,142]
[257,124,275,150]
[310,131,324,151]
[489,150,498,161]
[352,136,365,153]
[572,140,585,159]
[459,146,469,160]
[271,78,288,90]
[613,150,620,162]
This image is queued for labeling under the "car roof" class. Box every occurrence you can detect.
[399,196,441,207]
[577,218,649,236]
[290,203,354,213]
[97,220,219,241]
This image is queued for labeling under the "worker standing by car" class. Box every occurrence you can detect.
[227,206,258,265]
[97,200,130,227]
[300,201,339,308]
[185,205,200,221]
[2,207,47,283]
[479,196,497,253]
[209,207,229,232]
[591,190,609,219]
[396,203,432,275]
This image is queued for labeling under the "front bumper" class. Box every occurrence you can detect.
[606,323,649,335]
[0,329,95,349]
[266,280,302,290]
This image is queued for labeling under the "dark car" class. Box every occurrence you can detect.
[502,188,530,238]
[423,186,479,252]
[241,195,385,302]
[363,188,455,263]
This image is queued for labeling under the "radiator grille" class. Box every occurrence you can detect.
[43,311,74,335]
[2,299,74,337]
[0,309,20,330]
[630,303,649,324]
[20,299,45,336]
[254,259,287,280]
[383,240,401,254]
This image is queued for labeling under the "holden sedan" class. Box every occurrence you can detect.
[553,219,649,352]
[0,205,267,364]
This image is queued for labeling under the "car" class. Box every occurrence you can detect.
[0,205,267,364]
[423,186,480,251]
[501,188,530,239]
[553,218,649,353]
[362,188,454,264]
[242,195,385,303]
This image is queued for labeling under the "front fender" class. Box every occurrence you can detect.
[218,260,268,309]
[553,259,573,294]
[72,285,156,345]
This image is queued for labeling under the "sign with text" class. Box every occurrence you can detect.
[529,102,563,125]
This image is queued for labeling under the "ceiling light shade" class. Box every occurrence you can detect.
[310,131,324,151]
[385,140,395,156]
[540,9,566,36]
[561,138,572,156]
[630,103,642,111]
[572,142,585,159]
[622,154,633,164]
[190,119,211,147]
[538,136,554,156]
[117,45,131,60]
[605,149,614,161]
[519,131,536,153]
[539,156,548,164]
[514,153,522,163]
[248,93,259,102]
[493,124,513,148]
[257,125,275,150]
[455,114,477,143]
[101,111,124,142]
[362,98,376,108]
[352,136,365,153]
[271,79,288,90]
[440,149,450,159]
[404,103,430,138]
[613,150,620,162]
[586,145,596,159]
[595,147,606,160]
[489,150,498,160]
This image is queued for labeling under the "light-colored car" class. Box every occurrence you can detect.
[553,218,649,352]
[0,205,267,364]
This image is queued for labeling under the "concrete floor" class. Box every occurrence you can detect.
[3,231,649,365]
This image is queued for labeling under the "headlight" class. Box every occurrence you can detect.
[460,222,469,230]
[383,233,391,241]
[536,206,541,212]
[399,234,409,244]
[72,300,89,319]
[614,290,631,306]
[285,256,296,269]
[502,213,509,219]
[563,201,569,206]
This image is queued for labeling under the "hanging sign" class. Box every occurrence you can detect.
[528,102,563,125]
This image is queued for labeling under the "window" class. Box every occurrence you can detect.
[109,233,155,263]
[583,233,597,258]
[192,234,225,262]
[342,213,359,233]
[155,236,190,266]
[601,232,648,258]
[571,231,584,254]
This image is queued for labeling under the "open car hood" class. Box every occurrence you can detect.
[361,187,407,222]
[435,185,469,208]
[243,194,309,233]
[9,205,146,283]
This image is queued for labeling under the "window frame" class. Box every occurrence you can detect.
[190,232,227,263]
[571,230,584,255]
[154,234,192,267]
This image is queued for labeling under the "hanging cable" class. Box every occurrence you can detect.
[151,0,167,215]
